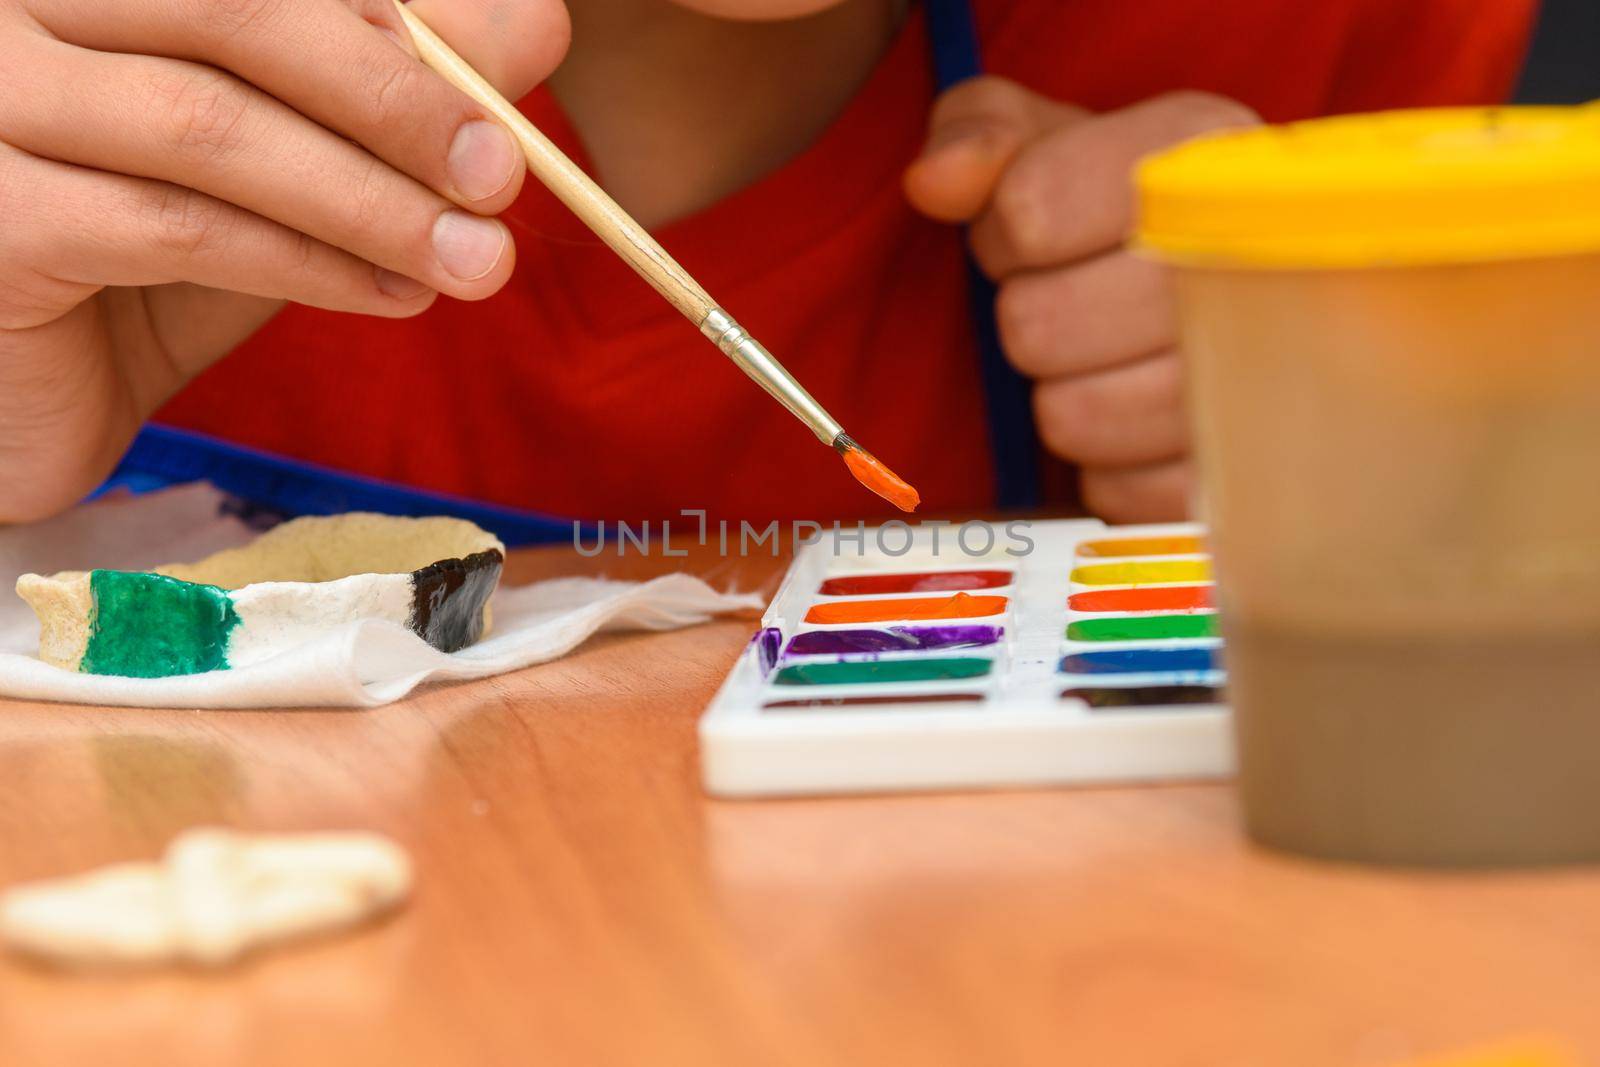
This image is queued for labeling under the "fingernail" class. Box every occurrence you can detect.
[432,211,508,281]
[375,268,431,300]
[447,120,518,202]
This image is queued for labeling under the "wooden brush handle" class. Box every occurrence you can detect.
[395,1,850,447]
[393,1,717,323]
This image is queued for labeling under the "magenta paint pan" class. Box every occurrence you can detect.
[817,570,1013,596]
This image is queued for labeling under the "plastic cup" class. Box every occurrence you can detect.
[1137,107,1600,865]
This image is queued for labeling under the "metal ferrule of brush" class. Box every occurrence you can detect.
[700,308,843,445]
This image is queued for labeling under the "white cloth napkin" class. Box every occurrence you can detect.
[0,485,761,709]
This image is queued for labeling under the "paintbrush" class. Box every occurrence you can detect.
[391,1,920,513]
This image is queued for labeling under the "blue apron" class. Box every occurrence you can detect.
[98,0,1039,543]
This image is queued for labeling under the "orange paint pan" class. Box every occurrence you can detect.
[1076,535,1206,558]
[804,592,1008,625]
[1068,585,1214,613]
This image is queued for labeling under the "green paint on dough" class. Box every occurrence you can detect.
[79,571,241,678]
[772,657,993,686]
[1066,614,1219,642]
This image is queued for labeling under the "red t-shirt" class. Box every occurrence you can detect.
[156,0,1536,524]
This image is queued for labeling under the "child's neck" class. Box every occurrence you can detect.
[547,0,910,228]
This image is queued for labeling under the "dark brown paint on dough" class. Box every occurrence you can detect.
[408,549,503,652]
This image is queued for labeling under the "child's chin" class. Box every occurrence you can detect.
[666,0,851,20]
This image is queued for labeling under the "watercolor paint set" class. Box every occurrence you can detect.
[699,520,1231,797]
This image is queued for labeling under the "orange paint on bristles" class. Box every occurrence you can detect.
[840,444,920,513]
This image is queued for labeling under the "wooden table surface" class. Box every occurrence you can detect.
[0,542,1596,1067]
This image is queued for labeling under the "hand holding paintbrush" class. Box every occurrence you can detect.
[391,0,919,513]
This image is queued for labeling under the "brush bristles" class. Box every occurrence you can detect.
[833,435,921,513]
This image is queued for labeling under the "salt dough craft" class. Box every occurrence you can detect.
[0,828,412,967]
[16,513,504,677]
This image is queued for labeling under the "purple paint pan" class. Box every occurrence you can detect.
[784,624,1002,657]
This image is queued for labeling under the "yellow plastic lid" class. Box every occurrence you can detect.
[1136,105,1600,269]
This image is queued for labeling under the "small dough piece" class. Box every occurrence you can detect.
[0,828,411,967]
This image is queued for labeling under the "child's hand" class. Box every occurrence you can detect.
[0,0,568,522]
[904,77,1257,522]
